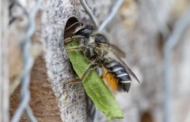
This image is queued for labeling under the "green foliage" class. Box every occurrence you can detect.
[66,41,124,120]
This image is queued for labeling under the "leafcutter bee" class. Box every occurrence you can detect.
[64,23,140,92]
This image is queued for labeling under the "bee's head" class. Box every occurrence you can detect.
[94,34,108,44]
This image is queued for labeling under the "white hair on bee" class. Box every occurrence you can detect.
[89,36,95,43]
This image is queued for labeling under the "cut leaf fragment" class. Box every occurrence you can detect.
[66,41,123,120]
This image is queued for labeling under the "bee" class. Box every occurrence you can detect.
[64,23,140,92]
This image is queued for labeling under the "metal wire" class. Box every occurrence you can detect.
[80,0,99,28]
[98,0,124,32]
[11,0,43,121]
[146,0,171,40]
[80,0,124,32]
[146,1,190,122]
[163,4,190,122]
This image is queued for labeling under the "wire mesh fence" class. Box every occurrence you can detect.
[11,0,43,122]
[146,1,190,122]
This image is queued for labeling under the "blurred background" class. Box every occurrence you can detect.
[95,0,190,122]
[2,0,190,122]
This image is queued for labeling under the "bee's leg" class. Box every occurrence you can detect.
[64,35,85,45]
[64,64,97,88]
[66,78,82,84]
[66,45,89,51]
[80,64,97,80]
[63,78,82,88]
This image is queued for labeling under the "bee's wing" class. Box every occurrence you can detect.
[115,55,140,83]
[107,43,126,58]
[100,42,139,83]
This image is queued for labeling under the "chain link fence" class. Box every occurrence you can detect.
[11,0,43,122]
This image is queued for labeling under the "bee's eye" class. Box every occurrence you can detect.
[95,34,107,43]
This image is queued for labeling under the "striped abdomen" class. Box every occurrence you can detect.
[104,61,131,92]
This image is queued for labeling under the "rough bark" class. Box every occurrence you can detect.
[41,0,88,121]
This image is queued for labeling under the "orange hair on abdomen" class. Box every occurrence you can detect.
[102,69,118,91]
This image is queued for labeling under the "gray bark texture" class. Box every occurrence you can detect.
[0,0,9,122]
[41,0,88,121]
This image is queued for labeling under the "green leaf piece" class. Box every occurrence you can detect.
[66,41,123,120]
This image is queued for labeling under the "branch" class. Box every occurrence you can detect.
[41,0,88,121]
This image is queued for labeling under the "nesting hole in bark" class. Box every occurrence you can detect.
[64,17,79,39]
[63,17,80,76]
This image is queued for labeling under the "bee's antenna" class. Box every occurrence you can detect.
[65,22,83,31]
